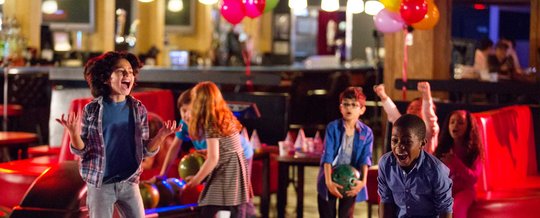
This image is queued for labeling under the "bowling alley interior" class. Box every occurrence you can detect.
[0,0,539,217]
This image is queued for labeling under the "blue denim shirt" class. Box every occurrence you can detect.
[317,119,373,202]
[378,150,453,217]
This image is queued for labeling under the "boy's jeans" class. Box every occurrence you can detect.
[87,182,145,218]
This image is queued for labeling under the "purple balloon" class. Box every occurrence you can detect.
[222,0,246,25]
[244,0,265,18]
[373,9,405,33]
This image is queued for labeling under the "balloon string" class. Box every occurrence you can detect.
[242,50,254,92]
[402,28,408,100]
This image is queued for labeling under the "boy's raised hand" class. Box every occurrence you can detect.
[326,181,344,199]
[417,82,431,99]
[373,84,388,101]
[56,113,81,136]
[159,120,182,137]
[346,179,365,197]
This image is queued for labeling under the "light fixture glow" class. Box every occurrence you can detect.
[0,0,5,5]
[347,0,364,14]
[42,0,58,14]
[199,0,218,5]
[365,0,384,15]
[321,0,339,12]
[289,0,307,10]
[138,0,155,2]
[168,0,184,12]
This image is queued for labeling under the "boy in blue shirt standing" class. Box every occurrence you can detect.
[317,87,373,217]
[56,51,179,218]
[378,114,453,218]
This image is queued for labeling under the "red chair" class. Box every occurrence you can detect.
[251,146,279,218]
[366,166,379,218]
[468,105,540,218]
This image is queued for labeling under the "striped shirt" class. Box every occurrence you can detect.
[70,95,159,188]
[198,125,253,206]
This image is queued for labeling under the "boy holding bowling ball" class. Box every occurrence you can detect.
[317,87,373,217]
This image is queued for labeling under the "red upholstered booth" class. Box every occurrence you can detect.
[469,105,540,218]
[0,89,176,209]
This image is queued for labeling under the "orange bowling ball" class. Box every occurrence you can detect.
[139,183,160,209]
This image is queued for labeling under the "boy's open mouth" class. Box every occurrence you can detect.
[396,153,409,161]
[121,80,131,90]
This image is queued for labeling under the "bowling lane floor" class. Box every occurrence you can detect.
[252,166,379,218]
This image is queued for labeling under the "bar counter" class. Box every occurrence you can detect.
[3,64,375,86]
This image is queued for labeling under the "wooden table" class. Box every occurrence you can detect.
[0,131,38,161]
[277,154,321,218]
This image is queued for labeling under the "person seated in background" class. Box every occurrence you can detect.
[374,82,439,154]
[473,38,493,74]
[435,110,483,218]
[499,37,523,74]
[378,114,453,218]
[488,41,518,80]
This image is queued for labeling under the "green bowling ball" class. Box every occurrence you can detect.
[331,165,361,195]
[178,152,205,180]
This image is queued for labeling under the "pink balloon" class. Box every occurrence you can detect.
[400,0,428,25]
[374,9,405,33]
[221,0,246,25]
[244,0,266,18]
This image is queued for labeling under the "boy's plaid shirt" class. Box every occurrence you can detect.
[70,95,158,188]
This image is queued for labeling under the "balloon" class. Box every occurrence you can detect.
[373,9,405,33]
[399,0,428,25]
[380,0,401,12]
[244,0,266,18]
[264,0,279,13]
[221,0,246,25]
[412,2,439,30]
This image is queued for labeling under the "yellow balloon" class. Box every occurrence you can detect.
[380,0,401,12]
[412,2,440,30]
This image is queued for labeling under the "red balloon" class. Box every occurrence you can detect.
[221,0,246,25]
[244,0,266,18]
[400,0,428,25]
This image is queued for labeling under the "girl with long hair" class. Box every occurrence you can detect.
[185,81,252,217]
[435,110,483,218]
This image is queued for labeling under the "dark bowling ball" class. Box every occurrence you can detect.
[165,177,186,204]
[139,183,160,209]
[155,179,175,207]
[331,165,361,195]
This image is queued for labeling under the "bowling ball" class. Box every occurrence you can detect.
[139,183,160,209]
[155,179,175,207]
[180,184,204,205]
[331,165,361,195]
[178,152,205,179]
[165,177,186,204]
